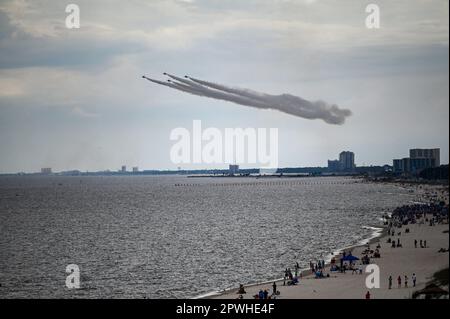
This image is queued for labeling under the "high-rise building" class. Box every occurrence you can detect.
[339,151,355,171]
[327,160,340,172]
[121,165,126,173]
[132,167,139,173]
[327,151,355,172]
[393,148,440,174]
[229,164,239,175]
[409,148,440,167]
[41,168,52,174]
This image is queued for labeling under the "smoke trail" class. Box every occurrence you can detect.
[143,74,352,125]
[187,76,267,102]
[168,79,272,110]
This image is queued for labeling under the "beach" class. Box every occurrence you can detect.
[209,184,449,299]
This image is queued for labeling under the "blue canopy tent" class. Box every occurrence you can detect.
[342,255,359,262]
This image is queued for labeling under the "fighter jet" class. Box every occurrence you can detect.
[141,75,169,86]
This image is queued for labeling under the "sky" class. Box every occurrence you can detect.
[0,0,448,173]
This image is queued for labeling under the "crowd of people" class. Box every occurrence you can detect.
[236,282,279,299]
[391,202,449,227]
[283,266,300,286]
[386,202,449,251]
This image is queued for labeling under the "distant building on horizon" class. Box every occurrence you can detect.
[339,151,355,171]
[393,148,440,174]
[132,166,139,173]
[328,151,355,172]
[40,168,52,174]
[121,165,126,173]
[229,164,239,175]
[327,160,340,172]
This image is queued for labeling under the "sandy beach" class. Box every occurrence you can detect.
[210,184,449,299]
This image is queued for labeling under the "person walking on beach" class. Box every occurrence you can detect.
[404,275,408,288]
[283,269,288,285]
[388,276,393,289]
[414,239,417,248]
[412,273,417,287]
[365,291,371,299]
[272,282,277,295]
[424,240,427,248]
[238,284,246,294]
[397,275,402,288]
[420,240,423,248]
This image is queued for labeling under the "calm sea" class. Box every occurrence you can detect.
[0,175,415,298]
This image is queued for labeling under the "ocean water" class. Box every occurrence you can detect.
[0,175,415,298]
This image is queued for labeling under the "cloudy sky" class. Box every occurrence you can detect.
[0,0,448,173]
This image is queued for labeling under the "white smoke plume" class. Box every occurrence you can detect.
[143,74,352,125]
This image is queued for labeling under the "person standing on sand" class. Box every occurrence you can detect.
[272,282,277,295]
[404,275,408,288]
[424,240,427,248]
[238,284,246,294]
[397,275,402,288]
[412,273,417,287]
[365,291,371,299]
[388,276,393,289]
[414,239,417,248]
[283,269,288,285]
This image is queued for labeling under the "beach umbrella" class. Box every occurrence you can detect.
[342,255,359,261]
